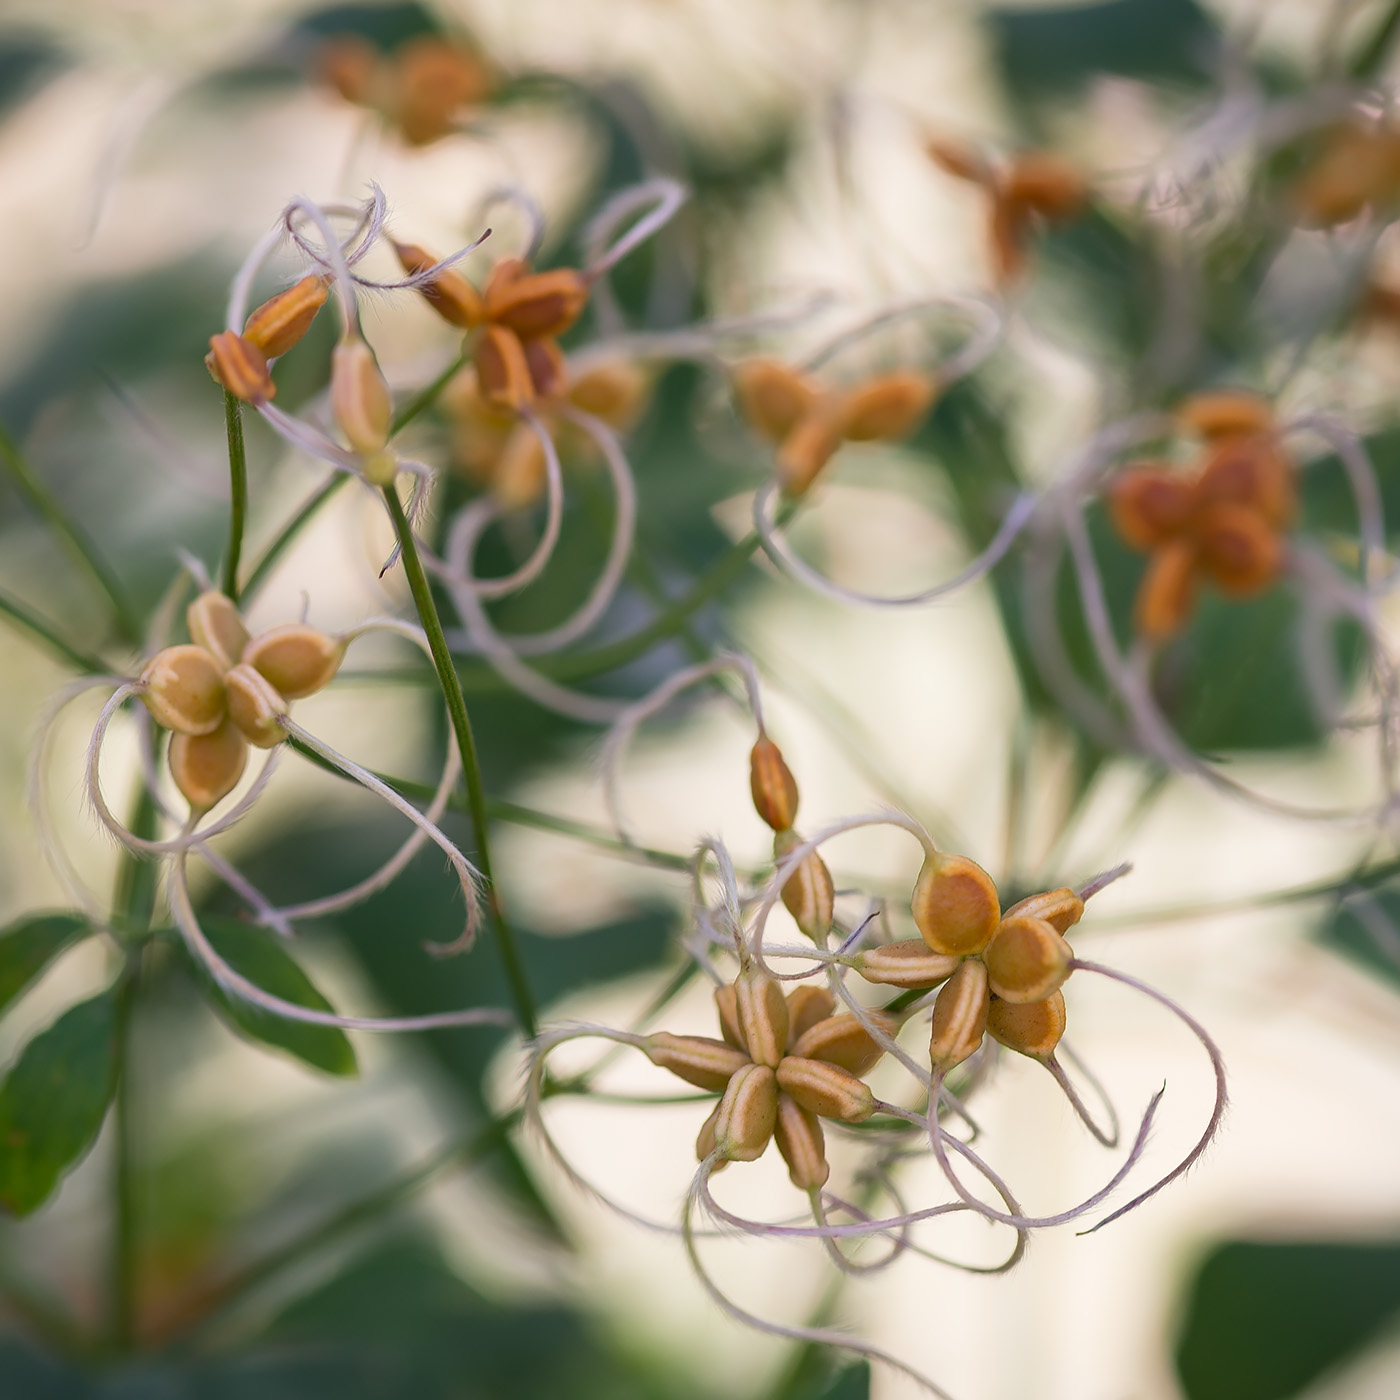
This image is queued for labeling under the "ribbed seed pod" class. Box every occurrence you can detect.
[243,275,330,359]
[244,624,344,700]
[911,852,1001,957]
[856,939,960,989]
[714,984,746,1052]
[986,991,1066,1061]
[750,735,799,831]
[983,915,1072,1003]
[475,324,534,409]
[1109,466,1194,550]
[392,241,483,328]
[1002,887,1083,934]
[1176,390,1275,441]
[733,360,814,443]
[775,1056,875,1123]
[140,645,227,736]
[644,1033,748,1093]
[735,968,789,1068]
[1135,538,1197,641]
[487,269,589,340]
[774,1094,829,1189]
[929,959,989,1073]
[186,592,250,671]
[208,332,275,405]
[776,411,843,496]
[789,1011,898,1076]
[784,986,836,1046]
[1194,505,1282,596]
[331,338,393,457]
[775,829,835,942]
[712,1063,778,1161]
[225,664,289,749]
[169,719,248,812]
[839,372,937,442]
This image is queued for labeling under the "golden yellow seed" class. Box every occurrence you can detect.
[775,1056,875,1123]
[486,268,589,341]
[735,967,789,1068]
[983,915,1072,1004]
[855,939,961,989]
[928,958,989,1073]
[331,338,393,456]
[775,828,835,942]
[243,274,330,359]
[169,718,248,812]
[784,985,836,1047]
[986,990,1066,1061]
[912,852,1001,957]
[838,372,937,442]
[1176,390,1275,441]
[750,735,799,831]
[789,1010,898,1077]
[140,645,227,736]
[1002,887,1083,935]
[644,1032,749,1093]
[568,360,649,429]
[773,1093,829,1189]
[775,410,843,497]
[712,1062,778,1162]
[243,624,345,700]
[475,324,535,410]
[224,663,289,749]
[186,591,250,672]
[207,331,276,405]
[733,360,815,443]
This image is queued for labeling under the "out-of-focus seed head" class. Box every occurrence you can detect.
[243,275,330,359]
[1109,466,1194,551]
[838,371,937,442]
[1176,390,1275,441]
[169,719,248,812]
[712,1062,778,1161]
[735,967,789,1068]
[140,645,227,736]
[733,360,815,443]
[244,624,344,700]
[774,828,835,942]
[390,36,493,146]
[987,990,1066,1061]
[486,268,589,341]
[317,36,379,105]
[1135,538,1198,641]
[224,663,289,749]
[1002,887,1084,934]
[644,1032,749,1093]
[988,197,1028,284]
[331,338,393,456]
[790,1010,898,1077]
[775,1056,875,1122]
[523,336,568,399]
[392,240,484,328]
[208,332,276,405]
[1293,122,1400,227]
[490,426,549,511]
[912,852,1001,957]
[776,410,844,497]
[784,985,836,1046]
[1002,152,1088,220]
[475,324,535,410]
[983,914,1073,1003]
[1194,504,1283,597]
[773,1094,829,1189]
[750,735,799,831]
[929,958,989,1073]
[925,136,993,185]
[1195,435,1295,530]
[568,360,650,429]
[186,592,250,672]
[855,939,960,989]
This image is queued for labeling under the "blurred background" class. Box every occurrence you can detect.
[3,1,1400,1397]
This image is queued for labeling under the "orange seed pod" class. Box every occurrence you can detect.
[644,1033,748,1093]
[1194,505,1283,597]
[568,360,649,428]
[392,241,483,328]
[855,939,960,989]
[331,338,394,476]
[1195,435,1295,530]
[524,336,568,400]
[712,1062,778,1161]
[774,829,835,942]
[1002,152,1088,220]
[489,426,549,511]
[733,360,815,443]
[838,372,937,442]
[928,958,989,1073]
[1176,390,1275,442]
[208,332,275,405]
[317,36,379,105]
[750,735,799,831]
[486,268,589,341]
[789,1011,898,1077]
[983,915,1073,1004]
[776,411,843,496]
[243,275,330,359]
[186,592,250,672]
[775,1056,875,1123]
[169,719,248,812]
[1109,466,1194,551]
[244,624,344,700]
[925,137,993,185]
[773,1094,829,1190]
[714,984,746,1052]
[1002,887,1083,935]
[912,852,1001,957]
[391,37,492,146]
[224,663,289,749]
[475,324,534,410]
[735,967,789,1068]
[1134,539,1197,641]
[784,985,836,1046]
[986,990,1066,1061]
[140,645,227,736]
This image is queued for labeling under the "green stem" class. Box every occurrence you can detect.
[108,958,139,1353]
[382,485,538,1038]
[1352,0,1400,76]
[221,391,248,601]
[0,417,140,643]
[0,587,109,674]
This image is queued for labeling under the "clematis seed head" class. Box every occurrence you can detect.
[140,645,227,736]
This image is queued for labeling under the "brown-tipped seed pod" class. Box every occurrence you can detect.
[331,338,393,460]
[475,324,534,410]
[712,1062,778,1162]
[1195,435,1295,530]
[714,984,746,1052]
[524,337,567,399]
[1176,390,1275,442]
[929,958,989,1073]
[1002,887,1083,935]
[644,1033,749,1093]
[789,1011,898,1077]
[243,275,330,359]
[208,332,276,405]
[775,1056,875,1123]
[773,1094,829,1189]
[569,360,649,429]
[912,852,1001,957]
[392,241,484,328]
[140,645,227,736]
[774,828,835,942]
[169,718,248,812]
[1194,504,1283,597]
[1135,538,1197,641]
[735,967,789,1068]
[1109,466,1194,551]
[838,372,937,442]
[784,985,836,1046]
[186,592,250,672]
[224,664,289,749]
[776,410,843,496]
[1002,152,1088,220]
[486,268,589,341]
[750,735,799,831]
[986,990,1066,1061]
[855,939,960,989]
[733,360,814,443]
[983,915,1072,1003]
[243,624,345,700]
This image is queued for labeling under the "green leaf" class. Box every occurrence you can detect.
[0,990,119,1216]
[0,912,91,1016]
[184,919,358,1078]
[1317,885,1400,991]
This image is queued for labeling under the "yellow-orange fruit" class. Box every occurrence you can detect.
[784,985,836,1046]
[1001,887,1083,934]
[735,967,789,1068]
[838,372,937,442]
[244,624,344,700]
[789,1011,898,1077]
[733,360,814,443]
[392,241,483,329]
[983,915,1072,1003]
[775,829,835,942]
[712,1062,778,1161]
[912,852,1001,957]
[475,324,534,410]
[775,1056,875,1122]
[856,939,960,989]
[929,958,989,1073]
[1176,390,1275,441]
[1109,466,1194,551]
[1002,152,1088,220]
[776,410,843,496]
[186,592,250,672]
[331,338,393,455]
[750,735,799,831]
[486,268,589,341]
[140,645,227,736]
[1194,434,1295,530]
[243,275,330,359]
[169,719,248,812]
[644,1033,748,1093]
[773,1094,829,1189]
[714,983,746,1052]
[224,663,289,749]
[1134,538,1197,641]
[986,990,1066,1061]
[208,332,276,405]
[1194,504,1283,597]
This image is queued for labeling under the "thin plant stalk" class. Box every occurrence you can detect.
[221,390,247,601]
[0,588,108,674]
